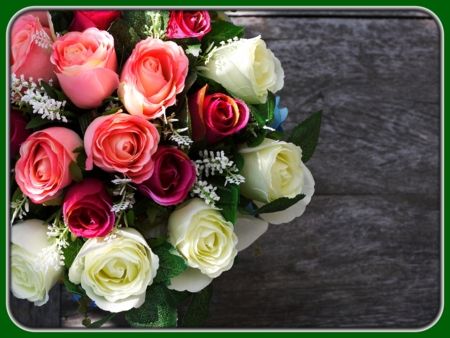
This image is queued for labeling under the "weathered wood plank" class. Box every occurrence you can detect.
[227,10,432,18]
[9,284,60,328]
[230,16,440,195]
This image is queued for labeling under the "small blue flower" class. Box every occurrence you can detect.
[269,96,288,132]
[73,294,97,307]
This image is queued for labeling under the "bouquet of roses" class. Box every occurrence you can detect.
[9,9,322,328]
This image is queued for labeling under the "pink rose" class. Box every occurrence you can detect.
[15,127,83,204]
[50,28,119,109]
[69,10,122,32]
[166,11,211,39]
[84,113,160,184]
[63,178,115,238]
[118,38,189,120]
[11,12,57,85]
[188,85,250,144]
[137,146,196,206]
[10,109,32,158]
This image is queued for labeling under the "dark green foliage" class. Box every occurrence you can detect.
[287,110,322,163]
[182,283,213,327]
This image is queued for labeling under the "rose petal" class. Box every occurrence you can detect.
[233,215,269,251]
[167,267,213,293]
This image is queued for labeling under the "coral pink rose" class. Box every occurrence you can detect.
[137,146,196,206]
[10,109,32,158]
[69,10,122,32]
[63,178,115,238]
[84,113,160,184]
[50,27,119,109]
[11,12,57,85]
[15,127,83,204]
[166,11,211,39]
[188,85,250,144]
[118,38,189,120]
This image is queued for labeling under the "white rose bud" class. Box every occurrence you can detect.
[11,219,63,306]
[68,228,159,313]
[238,138,315,224]
[199,35,284,104]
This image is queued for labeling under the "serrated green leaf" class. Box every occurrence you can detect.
[78,112,92,136]
[266,130,287,140]
[126,210,135,227]
[169,289,192,303]
[125,283,177,328]
[251,194,306,215]
[215,183,239,224]
[287,110,322,163]
[49,11,74,35]
[40,81,57,100]
[258,91,276,125]
[64,270,87,297]
[25,116,51,129]
[248,104,266,127]
[246,129,267,148]
[201,21,245,50]
[108,18,142,69]
[182,283,213,327]
[233,152,244,173]
[69,161,83,183]
[62,237,84,268]
[153,242,188,285]
[122,10,150,39]
[87,312,116,328]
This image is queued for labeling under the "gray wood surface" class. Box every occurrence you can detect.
[9,9,441,330]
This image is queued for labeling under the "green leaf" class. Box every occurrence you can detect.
[63,270,87,297]
[11,187,23,204]
[87,313,116,328]
[215,183,239,224]
[126,209,135,227]
[182,283,213,327]
[69,161,83,183]
[78,112,92,136]
[169,289,192,303]
[246,129,267,148]
[287,110,322,163]
[186,44,201,57]
[108,18,142,68]
[153,242,188,285]
[62,237,84,269]
[42,196,64,206]
[258,91,276,125]
[76,150,87,172]
[266,130,287,140]
[201,21,245,50]
[125,283,177,328]
[232,152,244,173]
[147,236,169,248]
[40,81,58,100]
[49,11,74,35]
[122,10,150,39]
[25,116,51,129]
[251,194,306,215]
[102,106,123,116]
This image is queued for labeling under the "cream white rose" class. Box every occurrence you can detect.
[68,228,159,313]
[11,219,63,306]
[199,35,284,104]
[238,138,315,224]
[167,198,238,291]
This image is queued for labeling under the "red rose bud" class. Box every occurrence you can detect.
[63,178,115,238]
[188,84,250,144]
[69,10,122,32]
[166,11,211,39]
[137,146,196,206]
[10,109,32,158]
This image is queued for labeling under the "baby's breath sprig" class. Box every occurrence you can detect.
[195,150,245,186]
[10,192,29,225]
[190,179,220,205]
[159,111,193,149]
[111,175,136,228]
[34,212,69,272]
[11,74,68,123]
[32,28,53,50]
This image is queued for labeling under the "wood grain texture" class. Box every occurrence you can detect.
[9,10,441,330]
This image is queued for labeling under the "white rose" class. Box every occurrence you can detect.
[199,35,284,104]
[68,228,159,313]
[167,199,269,293]
[238,138,315,224]
[11,219,63,306]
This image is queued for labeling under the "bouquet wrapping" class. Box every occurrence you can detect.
[9,9,322,328]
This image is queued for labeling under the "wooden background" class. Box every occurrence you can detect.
[9,9,441,329]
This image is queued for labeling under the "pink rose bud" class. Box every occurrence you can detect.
[166,11,211,39]
[50,28,119,109]
[15,127,83,204]
[11,12,57,85]
[10,109,32,158]
[84,113,160,184]
[69,10,122,32]
[188,84,250,144]
[137,146,196,206]
[63,178,115,238]
[118,38,189,120]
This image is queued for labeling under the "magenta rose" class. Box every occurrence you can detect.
[118,38,189,120]
[50,28,119,109]
[11,12,57,85]
[137,146,196,206]
[63,178,115,238]
[188,84,250,144]
[69,10,122,32]
[10,109,32,158]
[84,113,160,184]
[15,127,83,204]
[166,11,211,39]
